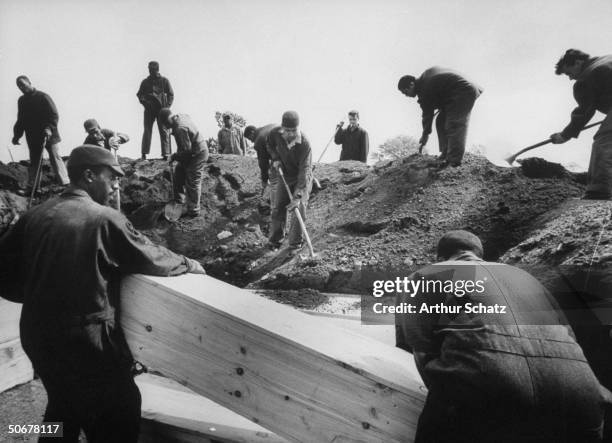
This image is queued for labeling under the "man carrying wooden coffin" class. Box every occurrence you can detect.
[0,145,205,442]
[395,230,610,442]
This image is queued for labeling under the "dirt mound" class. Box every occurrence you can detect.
[248,153,583,292]
[0,150,586,292]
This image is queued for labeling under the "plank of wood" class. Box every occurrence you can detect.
[137,373,286,443]
[121,274,426,443]
[0,337,34,393]
[0,299,22,343]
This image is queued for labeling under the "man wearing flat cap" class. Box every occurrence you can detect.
[398,68,482,167]
[0,145,205,442]
[266,111,312,249]
[83,118,129,152]
[395,230,609,442]
[137,61,174,160]
[334,110,369,162]
[217,112,246,155]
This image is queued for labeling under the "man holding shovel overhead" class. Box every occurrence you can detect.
[159,108,209,218]
[550,49,612,200]
[12,75,69,194]
[398,67,483,167]
[266,111,312,250]
[334,110,369,162]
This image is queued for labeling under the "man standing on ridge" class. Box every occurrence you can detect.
[137,61,174,160]
[334,110,369,162]
[12,75,69,192]
[398,67,483,167]
[0,145,205,442]
[265,111,312,250]
[550,49,612,200]
[218,112,246,155]
[159,108,209,218]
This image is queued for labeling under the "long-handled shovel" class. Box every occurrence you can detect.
[278,168,316,258]
[163,138,184,222]
[311,121,343,190]
[505,120,603,165]
[5,145,15,163]
[111,147,121,211]
[28,136,47,209]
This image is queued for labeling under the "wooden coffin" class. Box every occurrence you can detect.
[121,274,425,443]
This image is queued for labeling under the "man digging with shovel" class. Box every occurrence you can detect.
[266,111,313,252]
[159,108,209,219]
[549,49,612,200]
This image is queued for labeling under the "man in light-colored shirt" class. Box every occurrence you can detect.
[217,112,246,155]
[159,108,209,218]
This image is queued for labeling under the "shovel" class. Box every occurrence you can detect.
[28,136,47,209]
[311,121,344,190]
[164,159,184,222]
[278,168,316,258]
[505,120,603,165]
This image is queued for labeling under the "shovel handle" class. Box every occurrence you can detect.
[278,168,316,258]
[509,120,604,163]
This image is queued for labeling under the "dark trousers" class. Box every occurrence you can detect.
[25,134,69,186]
[38,369,141,443]
[269,178,308,247]
[141,107,170,156]
[435,89,479,166]
[587,111,612,197]
[21,319,141,443]
[173,152,207,213]
[416,355,604,443]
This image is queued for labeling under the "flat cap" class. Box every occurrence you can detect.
[437,230,483,259]
[281,110,299,129]
[158,108,173,126]
[83,118,100,131]
[68,145,124,176]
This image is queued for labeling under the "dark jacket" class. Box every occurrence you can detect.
[415,67,483,135]
[266,126,312,193]
[0,187,195,372]
[334,125,369,162]
[253,124,276,183]
[562,55,612,139]
[171,114,209,161]
[13,89,61,145]
[137,75,174,111]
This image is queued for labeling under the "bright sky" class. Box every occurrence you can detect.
[1,0,612,170]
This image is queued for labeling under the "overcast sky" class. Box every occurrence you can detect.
[1,0,612,169]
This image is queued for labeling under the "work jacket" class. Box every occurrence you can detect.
[253,124,276,183]
[266,126,312,196]
[334,125,369,162]
[218,125,246,155]
[137,75,174,111]
[415,67,483,136]
[0,187,195,371]
[83,129,129,151]
[171,114,209,160]
[395,251,595,389]
[13,89,61,145]
[562,55,612,139]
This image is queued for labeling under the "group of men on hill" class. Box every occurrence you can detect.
[3,48,612,442]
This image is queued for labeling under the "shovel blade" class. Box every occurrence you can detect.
[164,201,184,222]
